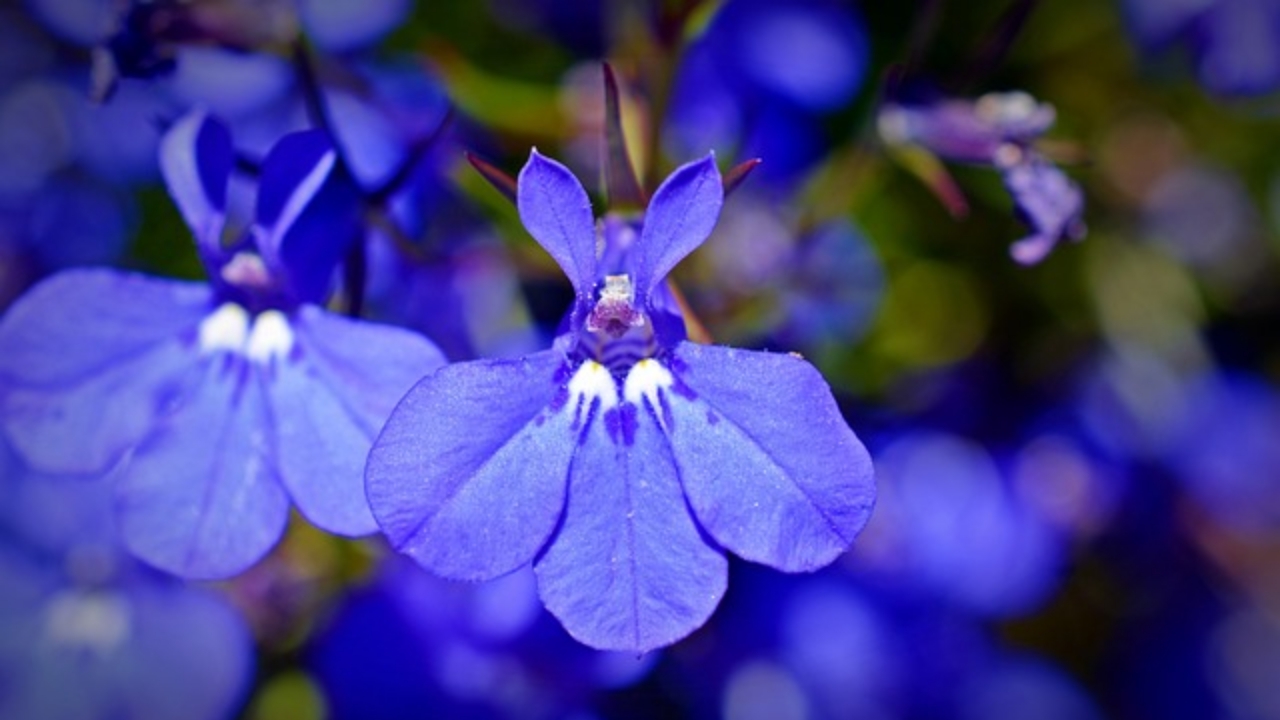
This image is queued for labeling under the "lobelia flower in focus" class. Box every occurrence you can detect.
[0,109,445,579]
[365,148,877,652]
[878,91,1086,264]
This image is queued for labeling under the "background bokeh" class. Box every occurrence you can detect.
[2,0,1280,718]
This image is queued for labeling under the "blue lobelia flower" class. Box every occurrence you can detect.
[0,109,445,579]
[365,149,876,652]
[879,91,1086,264]
[0,439,254,720]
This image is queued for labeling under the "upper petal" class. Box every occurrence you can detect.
[534,398,727,653]
[116,359,290,579]
[516,150,599,298]
[159,110,233,264]
[633,154,723,300]
[663,343,876,572]
[255,130,363,304]
[365,349,573,581]
[268,308,445,536]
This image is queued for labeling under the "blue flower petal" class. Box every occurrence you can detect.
[366,350,572,581]
[633,154,724,299]
[116,359,289,579]
[273,308,444,536]
[298,0,412,52]
[665,343,876,571]
[255,130,362,305]
[0,270,212,474]
[1002,156,1085,265]
[159,110,232,264]
[119,581,255,720]
[516,150,599,299]
[534,396,727,653]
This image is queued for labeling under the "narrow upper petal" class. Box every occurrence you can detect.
[365,350,573,581]
[255,130,362,304]
[633,154,723,299]
[159,110,233,263]
[664,343,876,572]
[0,270,213,474]
[534,398,727,653]
[116,358,290,579]
[516,149,599,298]
[270,308,445,536]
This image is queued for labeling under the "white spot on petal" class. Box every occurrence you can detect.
[624,358,674,407]
[568,360,619,410]
[246,309,294,362]
[198,302,250,353]
[43,590,131,655]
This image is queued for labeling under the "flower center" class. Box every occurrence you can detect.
[197,302,295,362]
[580,274,656,376]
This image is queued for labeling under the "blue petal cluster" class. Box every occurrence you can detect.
[0,110,445,579]
[365,149,876,652]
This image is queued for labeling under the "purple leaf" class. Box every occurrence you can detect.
[116,360,290,579]
[669,343,876,571]
[534,397,727,653]
[366,350,572,581]
[516,150,599,298]
[272,308,445,536]
[633,154,723,299]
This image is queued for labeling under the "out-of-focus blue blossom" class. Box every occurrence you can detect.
[855,432,1066,617]
[0,439,254,720]
[672,565,1100,720]
[298,0,412,53]
[879,91,1086,263]
[772,218,884,350]
[366,150,876,652]
[0,110,445,579]
[1121,0,1280,95]
[309,556,654,720]
[1163,372,1280,530]
[666,0,868,187]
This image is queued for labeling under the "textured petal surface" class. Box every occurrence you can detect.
[159,110,232,262]
[634,154,723,299]
[271,308,445,536]
[516,150,599,297]
[534,401,727,653]
[666,342,876,571]
[117,359,289,579]
[366,350,572,581]
[0,270,212,474]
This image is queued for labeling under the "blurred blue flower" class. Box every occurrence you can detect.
[1122,0,1280,95]
[858,432,1066,617]
[309,556,654,720]
[666,0,869,186]
[0,110,444,579]
[366,149,876,652]
[879,91,1086,263]
[1164,371,1280,530]
[0,440,253,720]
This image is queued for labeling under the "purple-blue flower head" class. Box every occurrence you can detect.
[365,149,876,652]
[0,109,445,579]
[879,91,1086,264]
[1122,0,1280,95]
[0,440,254,720]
